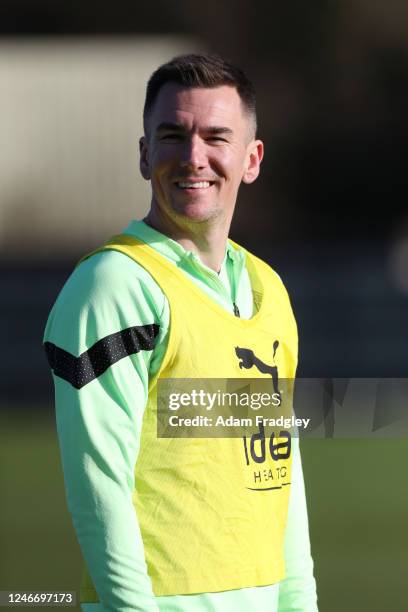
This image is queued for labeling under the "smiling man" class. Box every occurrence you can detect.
[44,54,318,611]
[140,81,262,271]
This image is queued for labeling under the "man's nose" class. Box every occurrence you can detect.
[180,135,207,169]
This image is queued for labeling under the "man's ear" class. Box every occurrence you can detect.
[139,136,150,180]
[242,140,264,184]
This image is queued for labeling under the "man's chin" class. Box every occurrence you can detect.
[173,202,219,224]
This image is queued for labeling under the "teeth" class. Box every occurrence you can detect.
[177,181,211,189]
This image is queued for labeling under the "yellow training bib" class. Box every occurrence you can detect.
[80,235,298,599]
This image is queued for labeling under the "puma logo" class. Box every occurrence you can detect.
[235,341,280,395]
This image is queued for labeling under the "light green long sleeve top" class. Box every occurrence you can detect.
[44,220,318,611]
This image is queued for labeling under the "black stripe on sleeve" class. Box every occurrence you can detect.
[44,323,160,389]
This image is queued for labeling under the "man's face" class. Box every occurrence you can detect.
[140,83,263,228]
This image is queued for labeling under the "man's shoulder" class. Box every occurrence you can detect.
[57,248,165,306]
[230,240,288,291]
[44,249,167,351]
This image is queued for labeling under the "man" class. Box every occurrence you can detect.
[44,54,318,611]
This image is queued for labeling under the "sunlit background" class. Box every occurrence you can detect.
[1,1,407,610]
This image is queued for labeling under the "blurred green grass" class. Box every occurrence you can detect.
[1,412,407,611]
[0,413,82,611]
[301,438,408,611]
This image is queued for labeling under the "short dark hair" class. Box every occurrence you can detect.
[143,53,257,136]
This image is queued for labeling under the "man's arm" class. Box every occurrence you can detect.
[278,437,318,611]
[268,268,317,610]
[44,251,168,611]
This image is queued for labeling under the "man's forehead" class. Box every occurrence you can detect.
[150,83,246,128]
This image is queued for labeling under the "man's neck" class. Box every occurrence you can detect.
[144,210,230,273]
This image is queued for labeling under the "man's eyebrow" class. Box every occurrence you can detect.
[205,126,234,137]
[155,122,234,137]
[156,122,185,133]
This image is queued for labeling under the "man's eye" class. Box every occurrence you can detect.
[160,134,183,141]
[208,136,227,143]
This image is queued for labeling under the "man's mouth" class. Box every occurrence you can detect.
[175,181,214,190]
